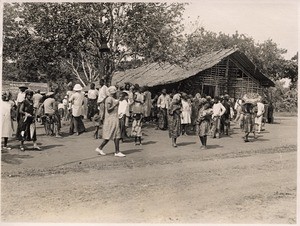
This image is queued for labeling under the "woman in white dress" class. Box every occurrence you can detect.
[2,91,14,151]
[181,94,192,135]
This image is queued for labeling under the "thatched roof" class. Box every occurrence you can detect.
[111,48,274,87]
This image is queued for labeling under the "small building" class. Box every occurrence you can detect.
[112,48,274,99]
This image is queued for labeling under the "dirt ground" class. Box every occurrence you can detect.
[1,116,297,224]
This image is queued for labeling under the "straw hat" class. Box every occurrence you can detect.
[19,84,28,89]
[46,92,55,97]
[172,93,181,101]
[73,84,83,91]
[107,86,117,95]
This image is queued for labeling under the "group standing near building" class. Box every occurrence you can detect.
[1,80,273,156]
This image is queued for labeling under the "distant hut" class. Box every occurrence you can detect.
[112,48,274,99]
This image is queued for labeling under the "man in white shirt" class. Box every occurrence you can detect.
[16,85,28,138]
[118,92,130,141]
[211,96,226,138]
[157,89,170,130]
[255,99,265,133]
[87,83,99,120]
[97,79,108,122]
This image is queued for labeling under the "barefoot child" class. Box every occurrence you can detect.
[92,110,101,139]
[131,113,143,145]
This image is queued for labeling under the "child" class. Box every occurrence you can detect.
[131,113,143,145]
[118,92,129,142]
[92,110,101,139]
[58,100,65,119]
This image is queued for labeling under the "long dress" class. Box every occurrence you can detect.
[168,102,182,138]
[242,104,255,133]
[102,96,121,140]
[18,99,37,141]
[2,101,14,138]
[181,99,191,124]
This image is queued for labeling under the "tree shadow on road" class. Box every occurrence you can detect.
[1,153,33,165]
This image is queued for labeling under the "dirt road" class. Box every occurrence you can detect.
[1,116,297,223]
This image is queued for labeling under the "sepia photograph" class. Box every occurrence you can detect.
[0,0,298,224]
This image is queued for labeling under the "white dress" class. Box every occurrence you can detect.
[181,100,191,124]
[2,101,13,137]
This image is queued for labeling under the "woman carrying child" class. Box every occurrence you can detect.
[168,94,182,147]
[196,99,213,149]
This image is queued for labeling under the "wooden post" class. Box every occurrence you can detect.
[225,58,230,94]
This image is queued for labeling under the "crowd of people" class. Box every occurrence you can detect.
[1,80,274,156]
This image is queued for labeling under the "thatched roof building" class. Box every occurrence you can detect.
[112,48,274,99]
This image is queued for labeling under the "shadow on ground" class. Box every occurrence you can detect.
[1,153,33,165]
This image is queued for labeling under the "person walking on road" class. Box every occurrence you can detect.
[95,86,126,157]
[242,102,257,142]
[2,91,15,151]
[168,94,182,147]
[196,101,212,149]
[18,89,41,151]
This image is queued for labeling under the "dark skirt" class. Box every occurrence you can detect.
[243,113,254,133]
[18,116,37,141]
[87,99,98,119]
[158,108,168,130]
[70,116,86,134]
[119,115,127,139]
[168,113,181,138]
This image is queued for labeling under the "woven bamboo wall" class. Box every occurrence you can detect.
[178,56,263,99]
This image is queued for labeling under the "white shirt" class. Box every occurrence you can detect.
[17,92,26,103]
[157,94,170,109]
[257,102,265,116]
[97,85,108,103]
[212,102,226,117]
[44,98,56,115]
[118,99,129,118]
[88,89,98,99]
[32,93,43,108]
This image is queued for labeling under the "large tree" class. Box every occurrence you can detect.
[3,2,186,86]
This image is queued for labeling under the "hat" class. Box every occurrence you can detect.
[73,84,83,91]
[19,84,28,89]
[46,92,55,97]
[64,96,67,99]
[107,86,117,95]
[25,89,34,95]
[173,93,181,101]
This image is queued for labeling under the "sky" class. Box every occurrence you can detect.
[182,0,298,60]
